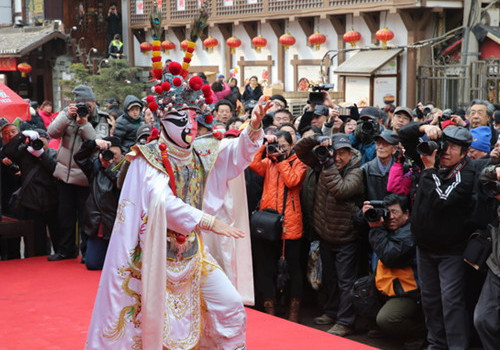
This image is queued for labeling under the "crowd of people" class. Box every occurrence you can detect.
[2,74,500,349]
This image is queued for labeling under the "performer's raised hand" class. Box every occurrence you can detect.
[212,218,245,239]
[250,95,273,129]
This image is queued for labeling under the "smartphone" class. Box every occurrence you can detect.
[309,91,324,104]
[338,107,351,116]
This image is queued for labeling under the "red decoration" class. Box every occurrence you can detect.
[172,77,183,87]
[161,82,171,91]
[181,69,189,78]
[168,62,183,76]
[203,36,219,53]
[201,84,212,96]
[146,127,160,143]
[181,40,190,51]
[308,32,327,50]
[205,96,214,104]
[183,57,192,63]
[151,56,162,63]
[376,27,394,49]
[161,40,176,54]
[140,42,153,55]
[279,33,296,50]
[146,95,155,103]
[252,35,267,52]
[343,30,362,47]
[226,36,242,54]
[148,101,159,112]
[189,76,203,91]
[205,114,214,124]
[152,69,163,80]
[187,47,195,54]
[17,62,32,77]
[154,85,163,94]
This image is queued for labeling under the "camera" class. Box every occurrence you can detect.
[440,113,451,121]
[423,107,431,115]
[76,102,90,117]
[360,119,379,136]
[313,145,334,161]
[309,84,335,104]
[266,142,281,155]
[416,139,446,156]
[28,138,44,151]
[364,200,390,223]
[101,149,114,162]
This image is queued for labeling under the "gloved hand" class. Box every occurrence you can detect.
[27,146,44,158]
[22,130,39,140]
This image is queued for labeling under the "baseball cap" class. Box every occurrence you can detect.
[136,124,152,141]
[375,129,399,145]
[127,101,143,111]
[332,133,353,150]
[470,126,491,153]
[217,74,225,79]
[394,106,413,119]
[359,106,381,120]
[313,105,329,117]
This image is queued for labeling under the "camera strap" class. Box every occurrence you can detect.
[444,157,467,180]
[16,162,40,200]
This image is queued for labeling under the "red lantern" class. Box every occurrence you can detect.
[226,36,241,55]
[203,36,219,53]
[161,40,176,54]
[252,35,267,52]
[140,42,153,55]
[343,29,362,48]
[181,40,190,51]
[17,62,32,78]
[376,27,394,49]
[308,32,327,50]
[279,33,296,50]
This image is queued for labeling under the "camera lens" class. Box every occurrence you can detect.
[361,120,375,135]
[30,139,44,151]
[101,149,114,161]
[267,143,279,154]
[416,141,439,156]
[313,146,331,160]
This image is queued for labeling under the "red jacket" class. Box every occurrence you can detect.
[249,146,307,240]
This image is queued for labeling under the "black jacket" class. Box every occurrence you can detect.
[2,133,58,211]
[114,95,144,152]
[242,84,263,103]
[369,222,415,269]
[362,156,394,201]
[411,158,475,253]
[74,140,121,239]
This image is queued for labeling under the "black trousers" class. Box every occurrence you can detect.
[23,207,59,256]
[253,238,303,302]
[474,269,500,350]
[54,181,89,257]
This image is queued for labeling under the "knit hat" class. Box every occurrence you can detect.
[136,124,152,141]
[470,126,491,153]
[73,85,96,102]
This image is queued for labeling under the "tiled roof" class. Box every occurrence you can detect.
[0,24,67,57]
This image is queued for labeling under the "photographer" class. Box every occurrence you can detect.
[474,165,500,350]
[411,125,476,350]
[249,130,307,322]
[362,194,422,343]
[295,132,363,336]
[47,85,109,261]
[74,136,123,270]
[350,107,384,165]
[2,129,59,257]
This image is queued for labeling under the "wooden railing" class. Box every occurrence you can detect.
[130,0,462,28]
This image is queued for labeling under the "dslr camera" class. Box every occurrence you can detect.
[309,83,335,104]
[313,145,334,161]
[266,142,281,155]
[101,149,114,162]
[28,138,44,151]
[75,102,90,118]
[416,138,446,156]
[360,119,379,137]
[363,200,390,223]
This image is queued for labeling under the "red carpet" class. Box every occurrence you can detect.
[1,257,378,349]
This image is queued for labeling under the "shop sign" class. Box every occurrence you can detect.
[0,58,17,71]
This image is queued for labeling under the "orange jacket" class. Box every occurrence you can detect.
[249,146,307,240]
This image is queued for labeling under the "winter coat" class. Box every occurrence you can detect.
[74,140,121,239]
[2,133,58,211]
[38,110,58,129]
[387,162,412,196]
[249,146,307,240]
[48,106,109,186]
[212,83,231,104]
[295,135,363,244]
[411,157,475,253]
[113,95,144,152]
[349,133,376,165]
[362,156,394,201]
[242,84,263,104]
[301,166,321,241]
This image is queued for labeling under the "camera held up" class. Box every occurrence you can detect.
[76,102,90,118]
[416,139,446,156]
[364,200,390,223]
[101,149,114,162]
[309,84,335,104]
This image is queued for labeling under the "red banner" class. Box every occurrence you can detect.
[0,58,17,71]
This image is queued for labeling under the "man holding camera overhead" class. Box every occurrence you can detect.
[47,85,110,261]
[406,123,475,350]
[295,132,363,337]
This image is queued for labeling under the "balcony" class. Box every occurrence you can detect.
[129,0,463,29]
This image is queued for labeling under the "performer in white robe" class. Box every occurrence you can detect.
[85,59,271,349]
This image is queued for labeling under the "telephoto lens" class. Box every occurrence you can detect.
[101,149,114,161]
[29,138,44,151]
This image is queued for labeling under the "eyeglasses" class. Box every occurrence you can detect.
[388,209,402,216]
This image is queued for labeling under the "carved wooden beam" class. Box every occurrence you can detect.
[298,16,315,39]
[217,23,233,40]
[361,12,380,44]
[132,29,146,44]
[171,26,186,43]
[269,19,285,38]
[242,21,258,39]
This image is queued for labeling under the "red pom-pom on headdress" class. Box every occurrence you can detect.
[152,69,163,80]
[154,85,163,94]
[146,95,155,104]
[205,114,214,124]
[172,77,183,87]
[181,69,189,78]
[168,62,183,76]
[189,76,203,91]
[161,82,171,92]
[205,96,214,104]
[201,84,212,96]
[147,127,160,143]
[149,101,159,112]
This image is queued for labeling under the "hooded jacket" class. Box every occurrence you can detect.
[249,146,307,240]
[113,95,144,152]
[295,135,363,244]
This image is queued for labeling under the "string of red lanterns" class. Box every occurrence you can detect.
[161,40,176,54]
[376,27,395,49]
[226,36,242,54]
[203,36,219,53]
[279,33,296,50]
[252,35,267,52]
[308,32,327,50]
[343,29,362,47]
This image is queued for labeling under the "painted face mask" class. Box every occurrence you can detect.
[160,108,199,149]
